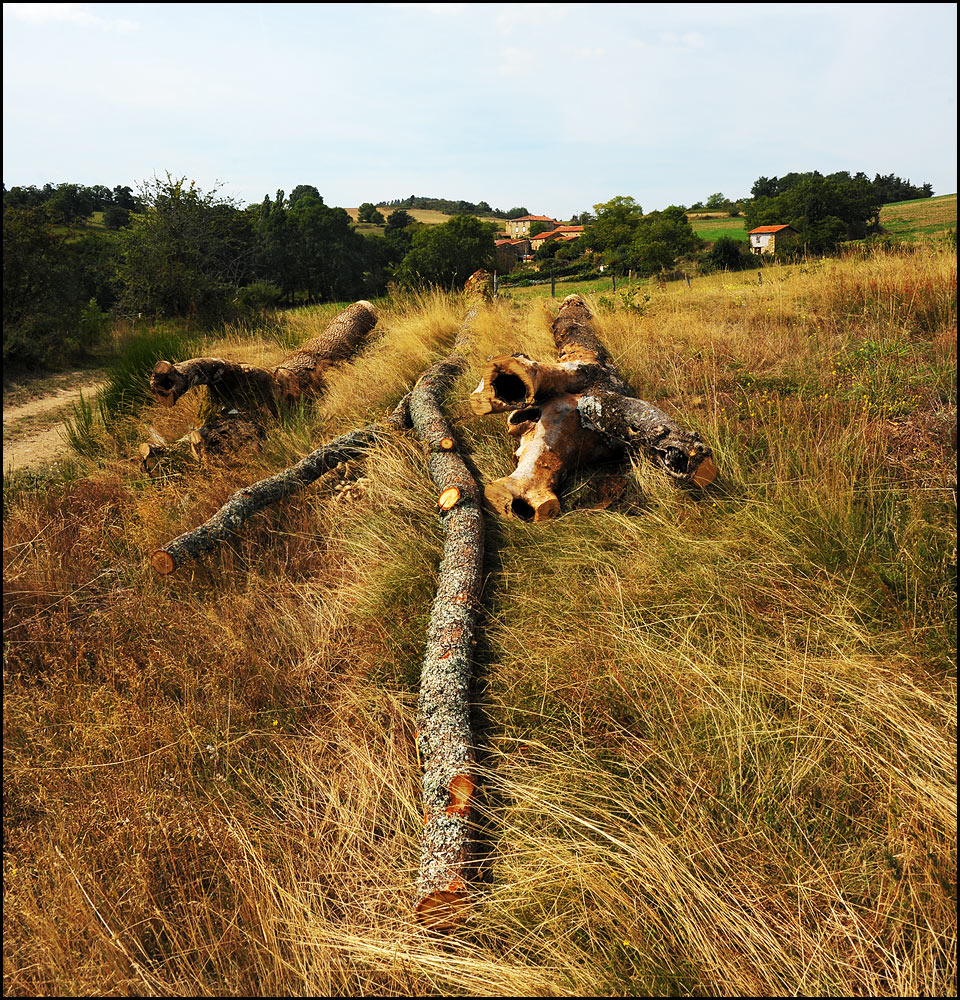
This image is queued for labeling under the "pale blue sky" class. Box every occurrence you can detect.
[3,2,956,217]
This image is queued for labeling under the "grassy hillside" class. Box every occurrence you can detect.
[880,193,957,238]
[3,243,956,996]
[686,194,957,246]
[688,214,749,243]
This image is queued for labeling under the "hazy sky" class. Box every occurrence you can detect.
[3,2,957,217]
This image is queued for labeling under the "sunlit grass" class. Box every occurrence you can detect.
[3,241,956,996]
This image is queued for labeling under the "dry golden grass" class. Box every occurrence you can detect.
[4,242,956,996]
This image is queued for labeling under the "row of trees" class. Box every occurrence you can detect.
[378,195,524,219]
[3,176,500,369]
[518,197,704,278]
[4,181,142,228]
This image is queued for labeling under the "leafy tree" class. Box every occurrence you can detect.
[87,185,113,210]
[117,175,255,319]
[357,201,385,224]
[708,235,752,271]
[102,204,131,230]
[3,206,87,366]
[288,184,321,209]
[630,206,701,276]
[528,220,554,238]
[112,185,139,211]
[288,194,368,301]
[583,196,645,259]
[45,183,95,224]
[751,176,779,198]
[396,215,497,289]
[385,209,414,232]
[534,237,563,262]
[254,191,297,299]
[705,193,727,211]
[506,206,529,219]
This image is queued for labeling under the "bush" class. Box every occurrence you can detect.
[235,281,284,312]
[706,236,754,272]
[73,298,111,355]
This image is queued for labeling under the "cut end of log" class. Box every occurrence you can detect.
[469,356,537,415]
[439,437,455,451]
[150,361,180,406]
[691,455,719,488]
[446,774,474,816]
[414,884,470,931]
[150,549,177,576]
[484,478,560,522]
[437,487,462,511]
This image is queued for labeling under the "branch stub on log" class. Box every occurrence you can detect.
[150,550,176,576]
[437,486,461,511]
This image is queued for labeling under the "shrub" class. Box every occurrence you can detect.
[235,282,284,312]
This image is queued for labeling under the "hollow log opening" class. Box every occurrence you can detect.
[472,294,718,519]
[492,372,528,407]
[511,498,536,521]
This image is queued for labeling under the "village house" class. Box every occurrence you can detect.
[495,238,531,272]
[748,225,799,255]
[507,214,559,238]
[529,225,585,251]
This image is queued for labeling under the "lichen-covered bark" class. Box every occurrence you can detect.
[150,397,410,575]
[577,390,716,484]
[409,308,485,928]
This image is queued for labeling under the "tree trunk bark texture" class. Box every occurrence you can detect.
[149,396,410,576]
[408,307,485,929]
[470,294,717,520]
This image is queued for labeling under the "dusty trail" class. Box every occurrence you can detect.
[3,374,106,472]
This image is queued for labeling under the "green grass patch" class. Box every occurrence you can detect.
[879,193,957,238]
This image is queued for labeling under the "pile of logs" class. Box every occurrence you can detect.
[470,293,717,520]
[145,278,718,928]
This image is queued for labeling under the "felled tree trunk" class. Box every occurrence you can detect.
[149,395,410,575]
[150,300,378,412]
[141,300,378,465]
[148,279,492,930]
[470,294,717,520]
[408,307,485,929]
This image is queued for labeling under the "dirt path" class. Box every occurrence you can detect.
[3,372,107,473]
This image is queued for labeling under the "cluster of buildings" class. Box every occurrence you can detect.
[492,213,797,271]
[494,214,584,271]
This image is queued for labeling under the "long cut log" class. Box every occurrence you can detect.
[149,300,378,414]
[471,294,717,519]
[408,305,485,929]
[149,396,410,575]
[141,301,378,466]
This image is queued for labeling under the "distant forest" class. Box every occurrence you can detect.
[378,196,527,219]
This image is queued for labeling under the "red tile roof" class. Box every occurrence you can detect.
[531,226,584,242]
[748,225,796,234]
[509,214,557,223]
